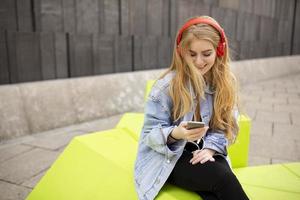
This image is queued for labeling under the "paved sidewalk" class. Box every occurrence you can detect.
[1,73,300,200]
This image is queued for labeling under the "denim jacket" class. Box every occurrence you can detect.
[134,72,235,200]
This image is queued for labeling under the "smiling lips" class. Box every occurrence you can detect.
[197,65,207,70]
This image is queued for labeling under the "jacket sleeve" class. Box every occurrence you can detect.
[140,87,185,158]
[203,108,239,155]
[203,130,228,155]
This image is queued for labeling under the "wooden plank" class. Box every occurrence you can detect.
[267,42,282,57]
[236,12,259,42]
[120,0,130,35]
[132,0,146,35]
[146,0,163,36]
[33,0,42,31]
[252,41,268,59]
[259,16,278,42]
[239,0,253,13]
[93,34,115,74]
[253,0,275,18]
[40,32,56,80]
[193,1,210,17]
[133,35,143,70]
[40,0,63,32]
[278,20,293,43]
[157,37,171,68]
[103,0,119,34]
[134,36,160,70]
[239,41,250,60]
[211,7,237,42]
[177,0,192,28]
[0,31,10,84]
[176,0,210,28]
[69,34,94,77]
[219,0,240,10]
[15,32,41,82]
[229,40,240,61]
[68,33,75,77]
[62,0,76,33]
[161,0,170,36]
[292,43,300,55]
[142,36,157,69]
[55,33,68,78]
[114,35,132,72]
[169,0,178,39]
[282,43,291,56]
[293,0,300,44]
[16,0,33,31]
[0,0,18,30]
[6,32,17,83]
[98,0,105,33]
[76,0,99,33]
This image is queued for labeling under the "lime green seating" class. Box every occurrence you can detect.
[26,80,300,200]
[25,127,300,200]
[26,128,200,200]
[233,163,300,200]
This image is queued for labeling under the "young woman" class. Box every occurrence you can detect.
[134,16,249,200]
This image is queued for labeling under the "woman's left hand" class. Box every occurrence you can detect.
[190,149,216,165]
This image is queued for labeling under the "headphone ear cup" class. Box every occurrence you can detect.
[216,42,225,57]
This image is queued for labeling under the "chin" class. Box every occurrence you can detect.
[199,69,207,75]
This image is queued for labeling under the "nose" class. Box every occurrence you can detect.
[194,55,205,67]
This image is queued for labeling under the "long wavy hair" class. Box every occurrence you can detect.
[160,16,239,142]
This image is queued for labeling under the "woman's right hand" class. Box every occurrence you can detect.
[170,121,208,141]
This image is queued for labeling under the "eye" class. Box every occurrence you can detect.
[202,51,212,57]
[188,50,197,57]
[203,53,211,57]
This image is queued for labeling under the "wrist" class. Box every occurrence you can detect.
[170,126,181,140]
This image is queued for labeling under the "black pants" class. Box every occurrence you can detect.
[167,151,249,200]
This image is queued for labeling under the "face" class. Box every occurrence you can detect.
[184,39,216,76]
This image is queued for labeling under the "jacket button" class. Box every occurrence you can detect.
[155,179,160,184]
[166,159,171,163]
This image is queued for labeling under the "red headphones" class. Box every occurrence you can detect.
[176,17,226,57]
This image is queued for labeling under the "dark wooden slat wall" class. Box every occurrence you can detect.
[114,35,132,72]
[54,33,68,78]
[0,0,299,84]
[293,0,300,54]
[0,0,17,31]
[16,0,34,31]
[69,34,93,77]
[93,34,115,74]
[0,31,9,84]
[40,32,56,80]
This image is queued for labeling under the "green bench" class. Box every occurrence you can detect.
[26,81,300,200]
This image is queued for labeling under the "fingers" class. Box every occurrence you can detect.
[185,126,208,141]
[180,121,188,128]
[190,150,215,165]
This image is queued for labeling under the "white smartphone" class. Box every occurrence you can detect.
[186,121,205,129]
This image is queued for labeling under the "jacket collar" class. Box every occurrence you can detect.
[189,80,215,100]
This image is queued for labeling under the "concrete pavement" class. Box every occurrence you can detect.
[1,73,300,200]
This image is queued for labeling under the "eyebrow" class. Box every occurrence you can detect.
[189,49,213,53]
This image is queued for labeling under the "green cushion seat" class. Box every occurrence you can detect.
[26,128,201,200]
[26,79,300,199]
[233,163,300,193]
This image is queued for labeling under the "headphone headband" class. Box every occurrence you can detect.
[176,17,226,57]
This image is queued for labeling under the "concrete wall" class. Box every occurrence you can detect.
[0,55,300,141]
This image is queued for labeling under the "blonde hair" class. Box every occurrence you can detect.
[160,16,239,142]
